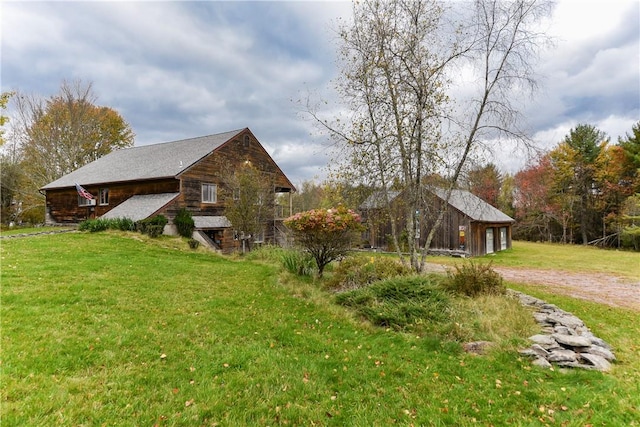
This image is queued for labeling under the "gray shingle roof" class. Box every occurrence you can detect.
[193,216,232,229]
[100,193,180,222]
[360,187,514,223]
[432,188,514,223]
[359,190,401,210]
[41,129,245,190]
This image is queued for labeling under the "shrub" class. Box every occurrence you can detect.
[136,215,168,238]
[281,250,316,277]
[326,255,411,291]
[620,225,640,251]
[444,261,505,297]
[243,245,286,262]
[113,217,136,231]
[188,238,200,249]
[79,217,137,233]
[79,218,110,232]
[335,275,451,331]
[284,207,364,277]
[174,208,195,238]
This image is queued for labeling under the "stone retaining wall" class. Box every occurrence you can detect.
[510,290,615,371]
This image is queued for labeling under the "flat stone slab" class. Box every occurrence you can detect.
[532,357,552,369]
[548,349,578,363]
[579,353,612,372]
[553,333,591,348]
[583,345,616,362]
[547,313,584,328]
[529,334,558,347]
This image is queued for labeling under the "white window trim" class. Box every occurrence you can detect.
[202,183,217,204]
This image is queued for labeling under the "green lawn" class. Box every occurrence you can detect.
[1,233,638,426]
[430,240,640,280]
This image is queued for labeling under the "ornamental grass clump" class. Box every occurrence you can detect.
[284,206,364,277]
[281,250,316,277]
[444,260,506,297]
[326,255,411,291]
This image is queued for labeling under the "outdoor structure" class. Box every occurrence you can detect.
[360,188,515,257]
[40,128,296,253]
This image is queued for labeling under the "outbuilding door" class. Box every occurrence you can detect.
[500,227,508,250]
[486,228,494,254]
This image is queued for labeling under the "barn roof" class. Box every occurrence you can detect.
[193,216,232,229]
[360,187,514,224]
[41,129,245,190]
[432,188,514,223]
[359,190,402,210]
[100,193,180,222]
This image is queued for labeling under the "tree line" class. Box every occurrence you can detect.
[1,80,135,224]
[511,123,640,248]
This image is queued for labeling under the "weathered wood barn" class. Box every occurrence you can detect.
[360,188,515,257]
[41,128,296,253]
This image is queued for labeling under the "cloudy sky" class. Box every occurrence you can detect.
[2,1,638,185]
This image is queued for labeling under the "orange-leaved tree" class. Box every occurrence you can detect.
[284,206,364,278]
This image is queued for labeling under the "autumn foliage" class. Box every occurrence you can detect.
[284,207,364,277]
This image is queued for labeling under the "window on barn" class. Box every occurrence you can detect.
[78,196,94,207]
[202,183,217,203]
[99,188,109,205]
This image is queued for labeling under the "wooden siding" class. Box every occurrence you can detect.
[361,192,513,257]
[45,178,179,223]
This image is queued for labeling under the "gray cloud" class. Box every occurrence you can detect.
[2,1,638,183]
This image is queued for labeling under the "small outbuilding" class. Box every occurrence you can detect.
[360,187,515,257]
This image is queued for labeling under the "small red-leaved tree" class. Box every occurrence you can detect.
[284,206,364,278]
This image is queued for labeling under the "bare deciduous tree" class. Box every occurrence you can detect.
[222,164,276,252]
[311,0,552,271]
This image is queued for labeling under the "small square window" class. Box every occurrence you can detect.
[202,183,217,203]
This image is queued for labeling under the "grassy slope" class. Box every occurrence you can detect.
[1,233,638,426]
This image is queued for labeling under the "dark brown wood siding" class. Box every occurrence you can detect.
[45,179,180,223]
[361,192,513,257]
[165,129,294,222]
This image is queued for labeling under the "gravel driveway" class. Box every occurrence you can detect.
[426,263,640,311]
